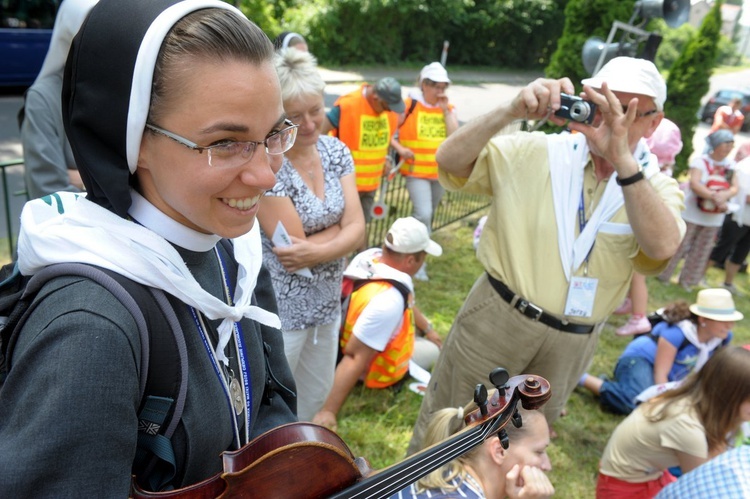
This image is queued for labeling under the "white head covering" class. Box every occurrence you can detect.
[35,0,99,82]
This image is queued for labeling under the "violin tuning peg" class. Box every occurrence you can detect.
[474,384,488,416]
[498,429,509,450]
[489,367,510,396]
[511,410,523,428]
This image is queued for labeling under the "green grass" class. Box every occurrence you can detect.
[336,211,750,498]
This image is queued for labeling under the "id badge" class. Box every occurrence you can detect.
[564,276,598,318]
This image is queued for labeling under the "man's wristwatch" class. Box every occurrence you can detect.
[616,170,645,186]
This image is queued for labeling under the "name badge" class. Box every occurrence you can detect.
[564,276,598,318]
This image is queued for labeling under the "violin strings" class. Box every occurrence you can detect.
[347,413,507,499]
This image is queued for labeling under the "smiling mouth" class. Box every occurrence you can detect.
[221,195,262,211]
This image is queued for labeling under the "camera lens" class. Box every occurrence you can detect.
[569,101,591,122]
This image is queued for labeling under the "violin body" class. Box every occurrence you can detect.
[132,422,372,499]
[132,372,551,499]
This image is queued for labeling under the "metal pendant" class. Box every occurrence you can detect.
[229,377,245,416]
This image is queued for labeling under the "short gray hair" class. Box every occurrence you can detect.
[274,48,325,103]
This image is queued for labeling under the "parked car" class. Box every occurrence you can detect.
[700,89,750,131]
[0,0,60,87]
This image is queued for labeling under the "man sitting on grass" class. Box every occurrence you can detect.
[312,217,442,431]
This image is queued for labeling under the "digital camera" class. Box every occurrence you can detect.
[554,94,597,125]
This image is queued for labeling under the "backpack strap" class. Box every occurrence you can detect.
[7,263,187,492]
[398,98,419,128]
[352,278,411,311]
[648,331,691,352]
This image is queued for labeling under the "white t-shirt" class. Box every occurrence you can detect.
[682,155,734,227]
[352,286,405,351]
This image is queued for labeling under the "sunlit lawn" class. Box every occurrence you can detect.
[337,211,750,498]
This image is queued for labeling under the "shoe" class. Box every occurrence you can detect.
[414,263,429,282]
[613,297,632,315]
[722,282,745,297]
[616,315,652,337]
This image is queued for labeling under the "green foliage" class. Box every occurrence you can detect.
[652,19,695,71]
[235,0,280,35]
[277,0,565,68]
[664,0,723,177]
[337,212,750,497]
[716,33,742,65]
[545,0,638,85]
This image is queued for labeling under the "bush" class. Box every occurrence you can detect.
[545,0,638,85]
[664,0,723,176]
[652,19,695,71]
[275,0,564,69]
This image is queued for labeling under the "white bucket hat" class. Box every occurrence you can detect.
[581,56,666,111]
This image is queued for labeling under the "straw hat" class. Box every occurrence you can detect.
[689,288,744,322]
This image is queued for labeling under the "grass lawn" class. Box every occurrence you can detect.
[336,211,750,498]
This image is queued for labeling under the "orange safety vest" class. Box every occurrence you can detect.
[399,98,452,180]
[340,280,414,388]
[331,85,398,192]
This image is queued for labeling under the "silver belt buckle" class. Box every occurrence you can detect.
[518,299,543,321]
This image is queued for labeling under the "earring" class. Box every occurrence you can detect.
[700,322,707,327]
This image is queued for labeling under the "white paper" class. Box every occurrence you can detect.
[271,221,313,278]
[409,359,431,385]
[634,381,681,403]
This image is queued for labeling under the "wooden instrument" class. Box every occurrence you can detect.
[132,368,551,499]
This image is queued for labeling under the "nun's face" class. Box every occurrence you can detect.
[137,59,284,238]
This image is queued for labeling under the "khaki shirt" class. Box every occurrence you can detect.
[599,398,707,482]
[439,132,686,324]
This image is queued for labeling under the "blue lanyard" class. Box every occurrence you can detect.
[189,248,253,448]
[578,188,593,275]
[578,189,587,233]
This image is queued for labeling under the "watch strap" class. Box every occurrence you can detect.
[616,170,645,186]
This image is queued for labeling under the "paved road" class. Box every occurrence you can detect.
[0,66,748,243]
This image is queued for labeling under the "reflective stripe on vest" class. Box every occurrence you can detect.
[399,99,451,180]
[332,86,398,192]
[340,280,414,388]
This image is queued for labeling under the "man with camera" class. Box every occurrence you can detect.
[408,57,686,451]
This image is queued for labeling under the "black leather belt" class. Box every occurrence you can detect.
[486,273,595,334]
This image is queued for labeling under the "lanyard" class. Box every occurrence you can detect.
[190,247,253,448]
[578,189,592,276]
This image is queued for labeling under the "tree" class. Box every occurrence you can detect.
[545,0,638,85]
[664,0,723,176]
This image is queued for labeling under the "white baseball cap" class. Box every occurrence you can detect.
[419,62,451,85]
[384,217,443,256]
[581,57,667,111]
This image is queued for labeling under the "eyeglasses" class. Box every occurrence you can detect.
[424,81,449,91]
[145,119,298,169]
[621,106,659,119]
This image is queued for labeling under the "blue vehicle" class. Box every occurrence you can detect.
[0,1,60,87]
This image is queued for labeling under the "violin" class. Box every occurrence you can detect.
[131,368,551,499]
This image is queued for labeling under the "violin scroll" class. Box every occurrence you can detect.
[463,371,551,427]
[518,375,551,410]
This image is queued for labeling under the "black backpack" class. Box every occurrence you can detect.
[0,261,187,492]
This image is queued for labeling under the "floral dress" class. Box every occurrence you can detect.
[261,135,354,331]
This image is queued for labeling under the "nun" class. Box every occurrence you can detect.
[0,0,298,495]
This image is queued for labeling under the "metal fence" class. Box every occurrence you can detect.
[0,158,492,258]
[0,159,27,259]
[364,169,490,248]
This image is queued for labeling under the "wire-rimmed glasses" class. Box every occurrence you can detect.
[145,119,299,168]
